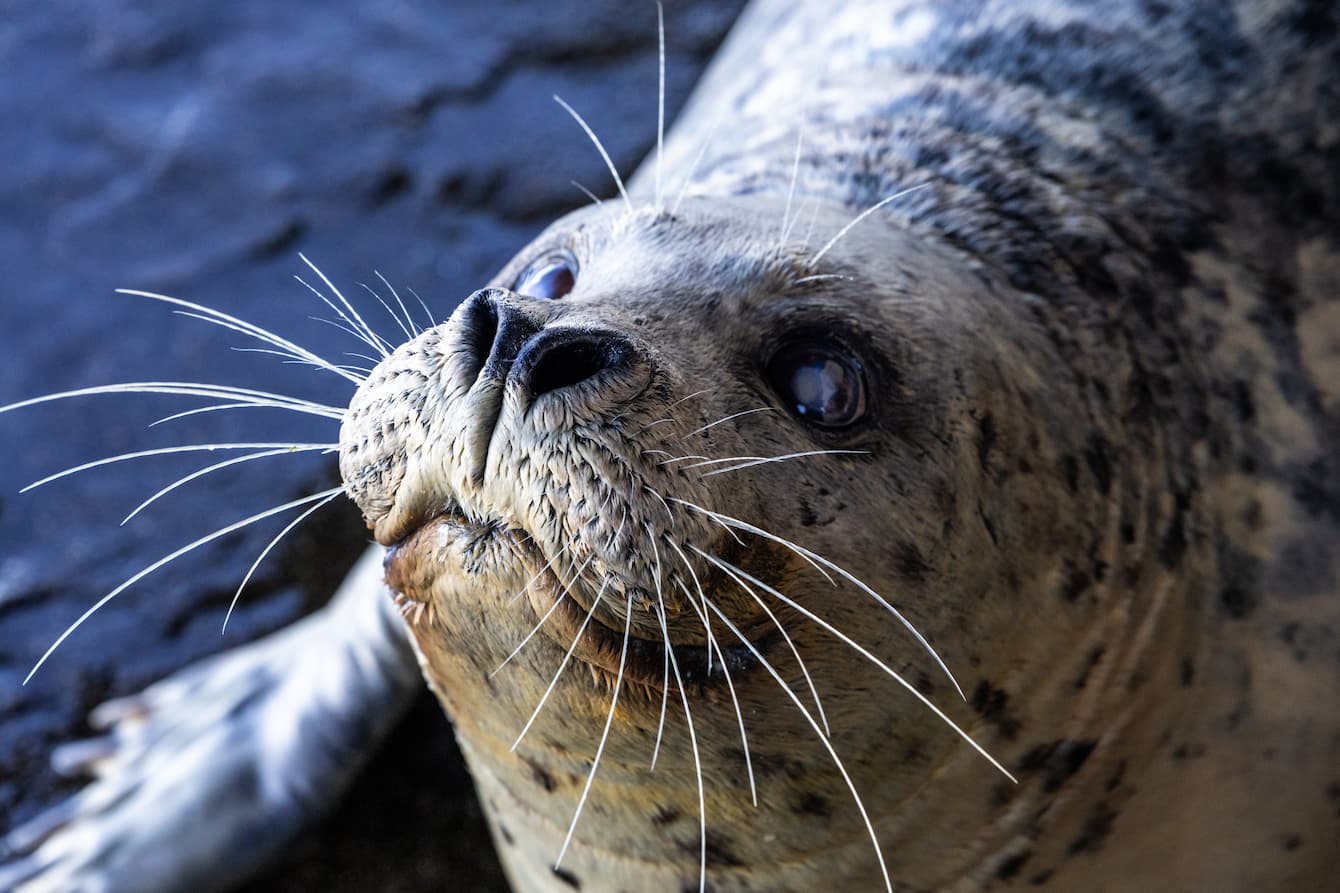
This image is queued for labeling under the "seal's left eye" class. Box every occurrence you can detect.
[515,251,577,300]
[766,341,867,428]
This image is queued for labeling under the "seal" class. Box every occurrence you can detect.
[3,0,1339,891]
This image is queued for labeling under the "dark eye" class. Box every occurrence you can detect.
[515,251,577,300]
[766,342,867,427]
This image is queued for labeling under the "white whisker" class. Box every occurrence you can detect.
[375,271,421,338]
[117,289,363,386]
[675,498,968,696]
[654,1,666,209]
[122,445,335,524]
[21,442,336,493]
[671,113,723,217]
[682,407,774,439]
[359,281,415,344]
[648,533,672,770]
[571,180,604,206]
[780,128,804,246]
[511,574,610,751]
[694,544,830,736]
[653,600,706,893]
[22,487,344,685]
[492,553,595,677]
[792,273,855,286]
[696,449,867,477]
[555,593,634,869]
[694,547,1015,781]
[809,183,930,267]
[678,579,757,806]
[1,382,345,420]
[222,490,343,634]
[299,253,393,357]
[706,596,894,893]
[553,95,632,213]
[406,286,436,329]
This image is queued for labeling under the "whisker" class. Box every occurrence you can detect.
[809,183,931,267]
[221,490,343,634]
[406,286,437,329]
[682,407,774,439]
[299,253,393,357]
[21,442,337,493]
[696,449,868,477]
[654,0,666,210]
[677,578,757,806]
[375,271,421,338]
[694,548,1015,781]
[672,495,827,581]
[230,347,370,381]
[554,592,634,870]
[780,128,804,247]
[0,382,345,420]
[492,553,596,676]
[507,542,572,604]
[571,180,604,206]
[792,273,855,286]
[667,388,711,411]
[653,600,707,893]
[692,544,830,736]
[22,487,344,685]
[667,539,713,672]
[705,596,895,893]
[648,533,672,770]
[117,289,363,386]
[510,574,610,751]
[781,193,815,247]
[671,112,724,217]
[359,281,415,345]
[306,312,390,355]
[675,498,968,696]
[122,445,335,524]
[553,95,632,213]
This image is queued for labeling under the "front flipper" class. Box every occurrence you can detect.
[0,545,421,893]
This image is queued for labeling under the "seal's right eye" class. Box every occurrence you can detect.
[515,251,577,300]
[766,341,867,428]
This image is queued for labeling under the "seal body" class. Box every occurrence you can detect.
[4,1,1338,892]
[337,1,1340,891]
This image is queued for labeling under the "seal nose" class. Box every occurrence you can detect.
[461,288,636,398]
[460,288,543,385]
[514,327,636,398]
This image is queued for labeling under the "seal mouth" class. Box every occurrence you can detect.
[384,507,764,692]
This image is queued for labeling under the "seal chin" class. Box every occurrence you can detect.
[383,507,761,692]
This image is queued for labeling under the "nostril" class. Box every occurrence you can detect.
[521,331,630,397]
[460,291,499,384]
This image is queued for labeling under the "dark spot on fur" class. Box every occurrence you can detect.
[798,498,818,527]
[1073,647,1105,689]
[1104,761,1126,793]
[551,866,581,889]
[1060,455,1079,493]
[522,756,558,792]
[499,824,515,846]
[795,792,831,818]
[1084,434,1112,494]
[1180,657,1195,686]
[1061,569,1092,603]
[895,540,932,581]
[995,850,1032,880]
[1281,832,1303,851]
[1018,739,1097,792]
[978,500,999,546]
[1029,868,1055,886]
[971,680,1021,739]
[977,412,997,471]
[1220,583,1257,620]
[1157,491,1189,569]
[1120,521,1136,544]
[651,805,680,827]
[679,831,743,868]
[1066,802,1117,855]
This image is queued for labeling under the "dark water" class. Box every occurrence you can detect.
[0,2,746,888]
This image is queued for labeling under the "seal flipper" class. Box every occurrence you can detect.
[0,546,421,893]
